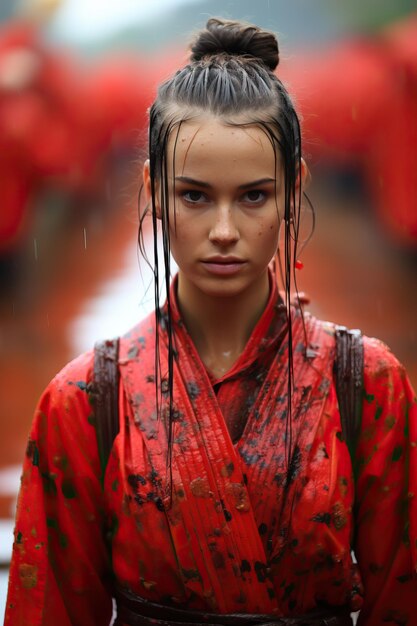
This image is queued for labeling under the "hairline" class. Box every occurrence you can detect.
[150,103,286,180]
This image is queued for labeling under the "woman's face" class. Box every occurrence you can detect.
[145,115,285,301]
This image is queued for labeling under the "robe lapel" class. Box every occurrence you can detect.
[237,309,335,567]
[165,318,278,614]
[120,314,278,613]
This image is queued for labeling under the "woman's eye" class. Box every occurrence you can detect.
[242,190,266,204]
[182,190,207,204]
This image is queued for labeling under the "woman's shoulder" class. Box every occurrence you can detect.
[47,349,95,393]
[362,333,406,379]
[36,350,96,423]
[307,312,411,397]
[43,310,155,400]
[360,333,414,410]
[309,311,406,376]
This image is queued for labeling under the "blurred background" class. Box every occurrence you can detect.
[0,0,416,615]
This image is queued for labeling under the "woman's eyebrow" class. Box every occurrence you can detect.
[174,176,276,189]
[175,176,211,188]
[239,178,276,189]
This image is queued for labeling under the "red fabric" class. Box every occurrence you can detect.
[5,278,417,625]
[0,21,86,249]
[83,56,153,151]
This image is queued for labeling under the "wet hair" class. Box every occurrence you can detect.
[139,18,312,494]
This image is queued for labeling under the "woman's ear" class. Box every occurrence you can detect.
[298,158,311,190]
[142,159,162,219]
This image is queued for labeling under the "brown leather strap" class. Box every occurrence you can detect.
[334,326,364,463]
[91,328,364,478]
[93,338,120,484]
[114,584,352,626]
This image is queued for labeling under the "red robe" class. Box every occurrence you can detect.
[5,278,417,625]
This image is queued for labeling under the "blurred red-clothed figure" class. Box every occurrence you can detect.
[285,12,417,246]
[0,14,154,256]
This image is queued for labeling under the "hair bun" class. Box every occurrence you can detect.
[190,18,279,72]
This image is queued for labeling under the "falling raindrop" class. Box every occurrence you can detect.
[33,238,38,261]
[46,313,50,328]
[83,227,87,250]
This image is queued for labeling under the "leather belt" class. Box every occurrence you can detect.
[114,585,353,626]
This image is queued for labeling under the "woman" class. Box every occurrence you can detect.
[5,18,417,626]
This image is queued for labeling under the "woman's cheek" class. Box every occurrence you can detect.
[255,218,280,242]
[171,222,194,243]
[169,209,187,240]
[263,223,280,258]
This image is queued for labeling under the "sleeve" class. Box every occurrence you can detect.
[354,337,417,626]
[4,352,113,626]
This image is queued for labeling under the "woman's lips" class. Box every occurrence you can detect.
[201,259,247,275]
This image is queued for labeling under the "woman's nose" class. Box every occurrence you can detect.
[208,205,239,245]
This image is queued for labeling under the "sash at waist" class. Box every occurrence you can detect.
[114,585,353,626]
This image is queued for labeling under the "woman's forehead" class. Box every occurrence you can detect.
[167,116,280,175]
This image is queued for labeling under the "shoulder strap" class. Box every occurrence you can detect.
[91,330,363,480]
[93,338,120,484]
[334,326,364,462]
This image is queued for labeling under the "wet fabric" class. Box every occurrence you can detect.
[5,277,417,626]
[113,582,353,625]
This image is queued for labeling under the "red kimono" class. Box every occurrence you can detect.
[4,277,417,625]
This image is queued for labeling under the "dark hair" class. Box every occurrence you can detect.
[190,18,279,72]
[139,18,312,492]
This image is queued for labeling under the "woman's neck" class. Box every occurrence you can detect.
[176,272,270,378]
